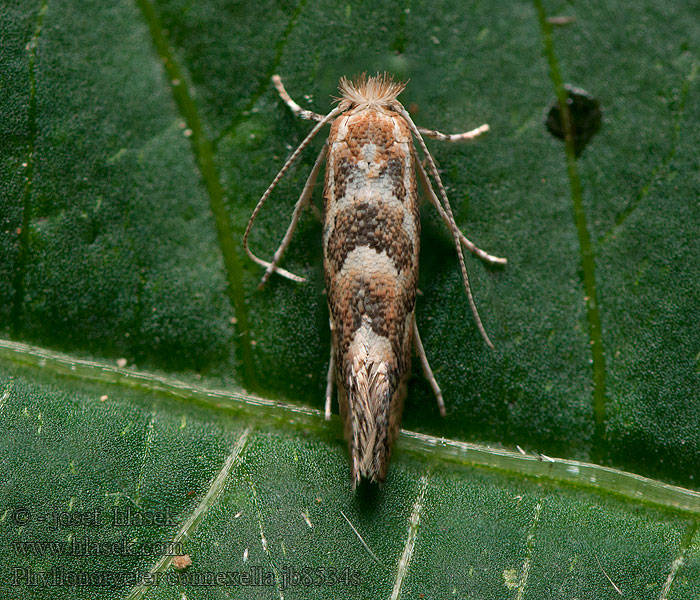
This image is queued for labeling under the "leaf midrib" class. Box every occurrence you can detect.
[2,337,699,516]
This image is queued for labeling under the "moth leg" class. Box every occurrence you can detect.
[257,144,328,288]
[243,104,342,282]
[418,123,489,143]
[413,317,446,417]
[414,150,507,266]
[399,106,494,349]
[325,346,335,421]
[273,74,325,122]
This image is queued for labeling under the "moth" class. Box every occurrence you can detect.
[244,73,506,486]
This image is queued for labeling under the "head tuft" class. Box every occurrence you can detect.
[337,72,406,108]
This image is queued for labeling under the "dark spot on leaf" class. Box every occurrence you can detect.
[545,85,602,157]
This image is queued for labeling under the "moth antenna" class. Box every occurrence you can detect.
[243,105,344,278]
[394,103,495,349]
[272,74,325,122]
[258,143,328,288]
[413,150,506,266]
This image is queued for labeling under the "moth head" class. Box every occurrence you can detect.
[336,72,407,110]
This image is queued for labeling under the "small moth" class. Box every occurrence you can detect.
[244,73,506,486]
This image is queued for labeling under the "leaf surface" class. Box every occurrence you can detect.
[1,0,700,597]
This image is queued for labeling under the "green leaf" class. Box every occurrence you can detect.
[2,0,700,597]
[2,343,700,599]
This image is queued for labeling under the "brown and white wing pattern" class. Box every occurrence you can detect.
[323,106,419,485]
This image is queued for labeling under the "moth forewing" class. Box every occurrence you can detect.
[244,73,506,487]
[323,75,419,486]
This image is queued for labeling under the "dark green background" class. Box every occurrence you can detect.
[1,0,699,598]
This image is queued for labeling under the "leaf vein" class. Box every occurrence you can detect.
[3,338,700,515]
[11,0,48,333]
[659,519,699,600]
[390,475,428,600]
[135,411,155,502]
[534,0,608,461]
[516,501,542,600]
[213,0,309,148]
[125,428,251,600]
[599,60,699,246]
[249,480,285,600]
[134,0,258,389]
